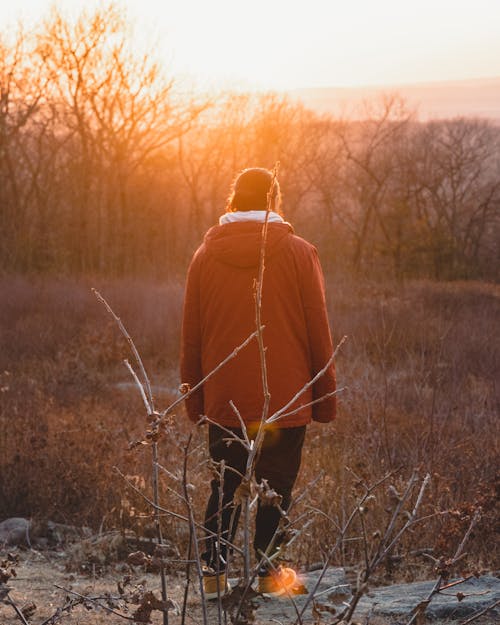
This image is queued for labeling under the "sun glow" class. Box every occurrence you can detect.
[125,0,500,90]
[2,0,500,91]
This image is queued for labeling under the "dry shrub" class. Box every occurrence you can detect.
[292,277,499,574]
[0,276,183,528]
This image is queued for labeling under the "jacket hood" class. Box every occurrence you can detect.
[204,221,294,268]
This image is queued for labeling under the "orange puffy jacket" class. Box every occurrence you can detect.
[180,221,336,428]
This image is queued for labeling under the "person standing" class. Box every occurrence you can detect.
[180,167,336,598]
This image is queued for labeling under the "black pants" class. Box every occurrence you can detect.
[202,424,306,571]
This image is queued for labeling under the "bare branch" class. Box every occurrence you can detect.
[6,597,30,625]
[459,599,500,625]
[160,327,262,419]
[267,335,347,424]
[92,288,154,411]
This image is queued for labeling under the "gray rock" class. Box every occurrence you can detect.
[0,518,31,546]
[44,520,92,543]
[355,575,500,621]
[250,566,351,623]
[231,569,500,624]
[0,518,93,548]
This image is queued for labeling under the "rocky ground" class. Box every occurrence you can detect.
[1,518,499,624]
[1,549,499,625]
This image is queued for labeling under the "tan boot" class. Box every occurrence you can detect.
[257,566,299,597]
[202,567,230,600]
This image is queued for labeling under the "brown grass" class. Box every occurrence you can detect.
[0,275,498,580]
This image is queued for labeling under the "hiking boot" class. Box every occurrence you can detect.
[257,566,299,597]
[202,567,230,600]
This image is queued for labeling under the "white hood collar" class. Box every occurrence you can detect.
[219,210,285,225]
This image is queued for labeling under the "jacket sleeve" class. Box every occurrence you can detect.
[299,246,337,422]
[180,250,205,423]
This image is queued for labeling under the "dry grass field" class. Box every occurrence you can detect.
[0,275,498,592]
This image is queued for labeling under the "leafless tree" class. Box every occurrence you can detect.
[35,3,203,273]
[411,118,500,278]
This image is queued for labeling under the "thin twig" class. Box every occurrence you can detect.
[341,472,430,623]
[459,599,500,625]
[124,359,150,413]
[274,387,347,420]
[114,466,244,555]
[52,585,135,621]
[439,576,474,591]
[453,509,481,562]
[406,509,482,625]
[229,400,251,447]
[6,597,30,625]
[304,505,342,532]
[296,471,395,623]
[266,335,347,424]
[374,472,430,568]
[215,460,226,624]
[181,527,193,625]
[238,164,279,585]
[152,441,169,625]
[92,288,154,409]
[181,434,208,625]
[160,328,262,419]
[93,288,169,622]
[288,471,325,513]
[39,598,83,625]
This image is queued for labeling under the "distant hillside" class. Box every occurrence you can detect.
[289,76,500,121]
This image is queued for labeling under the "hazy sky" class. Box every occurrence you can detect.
[2,0,500,90]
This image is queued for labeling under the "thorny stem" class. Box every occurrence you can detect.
[358,509,370,573]
[296,471,395,623]
[406,508,481,625]
[181,527,193,625]
[254,164,277,421]
[370,471,420,569]
[215,460,226,625]
[93,288,169,622]
[381,472,431,558]
[233,163,281,620]
[242,495,251,582]
[453,509,481,561]
[229,400,251,447]
[340,473,430,624]
[239,164,279,583]
[181,434,208,625]
[153,442,169,625]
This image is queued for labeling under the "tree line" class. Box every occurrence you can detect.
[1,5,499,280]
